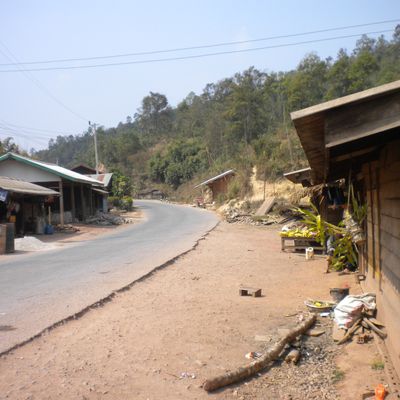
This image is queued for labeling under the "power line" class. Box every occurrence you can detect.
[0,119,76,136]
[0,41,88,122]
[0,127,50,147]
[0,119,78,145]
[0,123,54,141]
[0,29,393,73]
[0,19,398,66]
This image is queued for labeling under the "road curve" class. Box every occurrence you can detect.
[0,200,218,352]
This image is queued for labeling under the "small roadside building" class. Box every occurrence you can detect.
[290,79,400,376]
[0,176,59,235]
[71,166,113,212]
[194,170,235,201]
[71,164,98,175]
[0,153,105,226]
[283,167,312,187]
[137,189,165,200]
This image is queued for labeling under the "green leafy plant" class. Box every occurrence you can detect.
[121,196,133,211]
[296,204,343,246]
[332,368,345,383]
[350,188,367,225]
[371,360,385,370]
[331,232,358,271]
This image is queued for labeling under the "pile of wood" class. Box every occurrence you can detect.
[336,312,386,345]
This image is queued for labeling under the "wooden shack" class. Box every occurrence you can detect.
[291,79,400,376]
[194,170,235,200]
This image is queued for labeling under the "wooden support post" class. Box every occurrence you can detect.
[89,187,93,216]
[80,184,86,222]
[71,182,76,223]
[58,180,64,227]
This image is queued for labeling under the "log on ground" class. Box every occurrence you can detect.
[203,313,316,392]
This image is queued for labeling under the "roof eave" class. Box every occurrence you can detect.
[0,153,104,186]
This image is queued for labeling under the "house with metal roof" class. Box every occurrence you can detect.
[0,152,105,226]
[290,79,400,376]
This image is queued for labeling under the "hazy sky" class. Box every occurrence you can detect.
[1,1,399,150]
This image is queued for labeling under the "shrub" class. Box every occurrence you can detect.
[121,196,133,211]
[108,196,120,208]
[227,180,240,200]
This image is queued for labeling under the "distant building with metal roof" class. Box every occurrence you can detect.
[194,170,235,188]
[194,170,235,201]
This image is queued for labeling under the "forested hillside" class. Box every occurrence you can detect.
[22,28,400,197]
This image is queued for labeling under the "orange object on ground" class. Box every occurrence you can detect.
[375,383,387,399]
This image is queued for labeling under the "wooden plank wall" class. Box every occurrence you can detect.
[379,140,400,293]
[361,138,400,377]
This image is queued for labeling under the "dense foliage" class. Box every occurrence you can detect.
[28,28,400,195]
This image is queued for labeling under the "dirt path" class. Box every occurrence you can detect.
[0,222,392,399]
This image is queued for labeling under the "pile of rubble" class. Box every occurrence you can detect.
[224,208,294,226]
[85,212,134,226]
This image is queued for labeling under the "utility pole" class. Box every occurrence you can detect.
[281,93,294,167]
[89,121,99,175]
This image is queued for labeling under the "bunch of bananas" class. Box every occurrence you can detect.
[280,228,316,238]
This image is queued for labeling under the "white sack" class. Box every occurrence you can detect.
[334,293,376,329]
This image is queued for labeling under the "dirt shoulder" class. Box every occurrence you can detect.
[0,222,395,399]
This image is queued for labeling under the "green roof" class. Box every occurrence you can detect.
[0,153,104,186]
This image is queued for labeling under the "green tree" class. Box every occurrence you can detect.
[135,92,173,139]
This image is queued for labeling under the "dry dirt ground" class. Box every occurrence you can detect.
[0,222,396,399]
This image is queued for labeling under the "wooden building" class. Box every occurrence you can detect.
[194,170,235,200]
[0,153,105,226]
[291,79,400,376]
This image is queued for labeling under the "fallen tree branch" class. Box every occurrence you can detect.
[203,313,316,392]
[337,318,362,345]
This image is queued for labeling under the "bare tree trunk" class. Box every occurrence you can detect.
[203,314,316,392]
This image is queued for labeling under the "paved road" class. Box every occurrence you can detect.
[0,201,218,352]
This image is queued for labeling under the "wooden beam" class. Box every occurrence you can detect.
[291,79,400,121]
[70,182,76,222]
[89,187,93,215]
[58,180,64,227]
[80,184,86,222]
[325,91,400,148]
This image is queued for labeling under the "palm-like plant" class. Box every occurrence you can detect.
[295,204,343,246]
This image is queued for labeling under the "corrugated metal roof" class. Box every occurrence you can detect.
[0,176,59,196]
[194,169,235,188]
[0,153,104,186]
[283,167,312,187]
[87,173,113,187]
